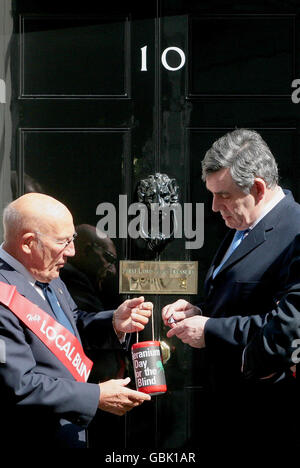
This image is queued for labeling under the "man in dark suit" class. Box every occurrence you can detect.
[162,129,300,443]
[0,193,152,448]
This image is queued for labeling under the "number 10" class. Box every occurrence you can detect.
[141,46,186,72]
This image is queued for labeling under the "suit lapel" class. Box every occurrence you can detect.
[218,224,268,274]
[206,209,277,284]
[50,281,80,339]
[223,191,295,272]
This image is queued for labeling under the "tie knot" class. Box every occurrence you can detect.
[235,229,249,240]
[35,281,49,290]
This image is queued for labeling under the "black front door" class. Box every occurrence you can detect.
[2,0,300,450]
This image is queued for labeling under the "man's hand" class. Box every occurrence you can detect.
[166,315,209,348]
[113,297,152,334]
[98,377,151,416]
[162,299,201,328]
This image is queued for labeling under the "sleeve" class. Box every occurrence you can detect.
[243,271,300,379]
[204,310,275,349]
[58,277,130,351]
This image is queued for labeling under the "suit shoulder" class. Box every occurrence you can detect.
[0,260,15,284]
[0,258,14,274]
[284,201,300,227]
[273,196,300,231]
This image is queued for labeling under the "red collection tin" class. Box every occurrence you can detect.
[131,341,167,395]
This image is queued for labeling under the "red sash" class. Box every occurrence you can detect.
[0,281,93,383]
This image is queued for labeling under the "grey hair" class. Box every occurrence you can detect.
[2,202,40,242]
[2,203,23,241]
[201,129,279,194]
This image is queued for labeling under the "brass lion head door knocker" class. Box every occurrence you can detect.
[135,173,180,254]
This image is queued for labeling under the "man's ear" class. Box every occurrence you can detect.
[21,232,36,254]
[252,178,266,204]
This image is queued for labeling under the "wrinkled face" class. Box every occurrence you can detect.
[206,168,259,230]
[31,213,76,282]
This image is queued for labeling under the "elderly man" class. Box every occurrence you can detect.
[0,193,152,448]
[162,129,300,442]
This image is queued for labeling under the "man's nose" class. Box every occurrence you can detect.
[212,196,220,212]
[64,241,75,257]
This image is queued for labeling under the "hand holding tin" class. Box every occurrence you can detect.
[113,296,153,333]
[98,377,151,415]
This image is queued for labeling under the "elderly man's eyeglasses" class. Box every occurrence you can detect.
[35,231,77,249]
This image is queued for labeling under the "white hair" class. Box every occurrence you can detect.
[3,203,23,242]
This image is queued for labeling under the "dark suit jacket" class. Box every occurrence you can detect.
[0,260,124,448]
[202,190,300,393]
[242,238,300,379]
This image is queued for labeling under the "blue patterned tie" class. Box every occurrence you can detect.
[212,229,248,279]
[36,281,74,334]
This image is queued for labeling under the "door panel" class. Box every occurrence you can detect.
[20,15,129,98]
[20,129,127,225]
[189,15,295,96]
